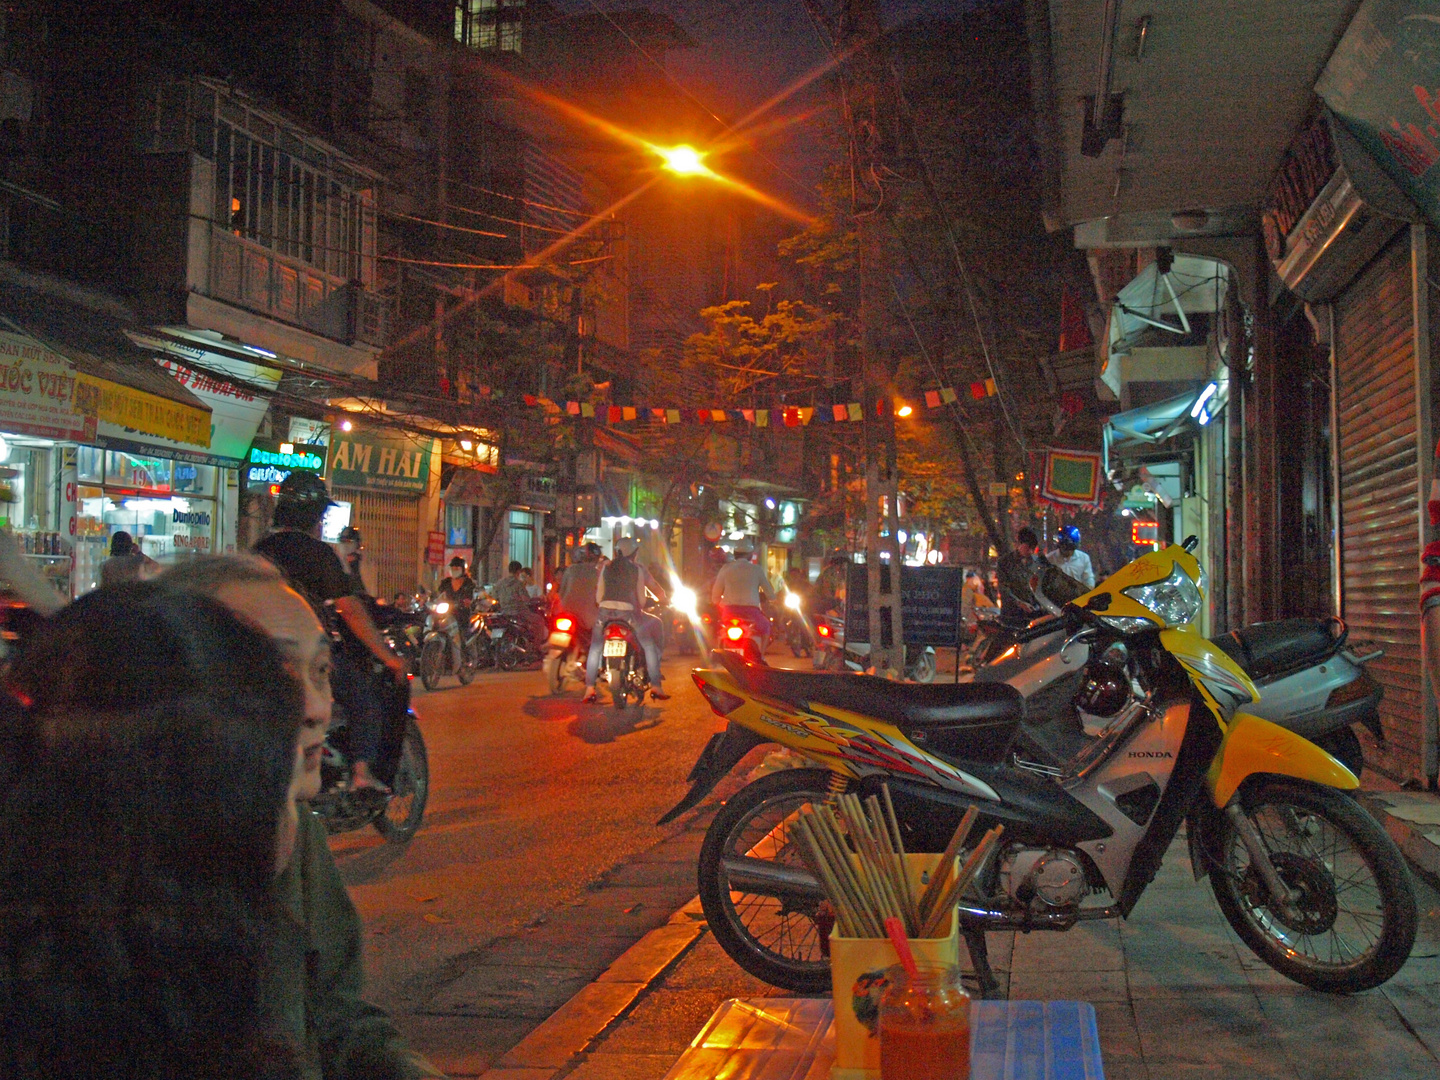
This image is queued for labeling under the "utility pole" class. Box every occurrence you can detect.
[841,0,904,676]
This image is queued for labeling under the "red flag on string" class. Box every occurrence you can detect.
[1059,287,1094,353]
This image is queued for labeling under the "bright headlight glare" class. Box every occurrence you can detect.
[1121,564,1202,626]
[784,591,802,611]
[672,585,698,619]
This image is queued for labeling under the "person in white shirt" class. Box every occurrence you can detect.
[583,536,670,703]
[1047,525,1096,590]
[711,542,773,637]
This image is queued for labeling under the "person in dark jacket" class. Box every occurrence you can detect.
[100,530,158,587]
[0,584,306,1080]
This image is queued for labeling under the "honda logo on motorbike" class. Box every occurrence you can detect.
[1128,750,1174,759]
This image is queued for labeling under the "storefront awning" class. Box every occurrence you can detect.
[0,276,211,448]
[1101,256,1229,400]
[1103,388,1202,476]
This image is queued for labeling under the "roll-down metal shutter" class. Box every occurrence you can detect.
[338,488,420,601]
[1335,235,1422,776]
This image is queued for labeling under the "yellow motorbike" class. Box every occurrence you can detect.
[663,539,1417,995]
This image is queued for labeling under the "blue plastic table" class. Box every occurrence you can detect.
[662,997,1105,1080]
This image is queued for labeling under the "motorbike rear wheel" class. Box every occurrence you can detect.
[373,716,430,843]
[419,638,446,692]
[457,642,477,685]
[611,654,633,712]
[698,767,835,993]
[1209,777,1416,993]
[545,652,566,694]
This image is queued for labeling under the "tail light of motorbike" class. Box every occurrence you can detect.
[817,623,832,638]
[725,624,746,642]
[1326,672,1380,707]
[605,624,630,640]
[693,673,745,716]
[555,616,574,632]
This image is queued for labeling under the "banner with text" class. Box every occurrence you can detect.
[328,428,433,496]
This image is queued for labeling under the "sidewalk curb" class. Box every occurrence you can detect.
[478,897,707,1080]
[1360,790,1440,889]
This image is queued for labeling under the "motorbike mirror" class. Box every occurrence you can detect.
[1032,578,1063,617]
[1183,534,1199,552]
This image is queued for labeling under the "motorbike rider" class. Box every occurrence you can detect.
[495,559,548,649]
[1047,524,1096,590]
[996,525,1045,630]
[811,554,849,616]
[254,471,404,794]
[559,542,603,637]
[583,536,670,703]
[435,556,479,667]
[335,525,371,596]
[711,541,773,639]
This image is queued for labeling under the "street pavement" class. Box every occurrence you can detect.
[328,652,1440,1079]
[328,653,724,1075]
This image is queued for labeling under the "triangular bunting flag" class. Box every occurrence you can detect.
[580,402,595,418]
[743,409,755,423]
[607,406,622,423]
[712,409,728,422]
[984,378,997,397]
[799,407,815,425]
[833,403,847,422]
[757,409,769,427]
[666,409,681,424]
[782,407,799,427]
[651,408,665,421]
[940,387,958,405]
[925,390,941,409]
[847,402,863,422]
[697,409,711,423]
[567,401,581,415]
[970,382,987,401]
[622,406,637,421]
[523,394,538,406]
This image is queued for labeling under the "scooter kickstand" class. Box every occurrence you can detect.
[962,924,1002,1000]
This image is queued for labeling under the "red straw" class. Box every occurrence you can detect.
[884,916,920,981]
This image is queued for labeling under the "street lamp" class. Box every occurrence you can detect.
[896,404,914,418]
[657,144,716,178]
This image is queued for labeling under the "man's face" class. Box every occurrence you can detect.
[449,565,464,579]
[1018,543,1035,558]
[1059,543,1075,557]
[215,579,332,801]
[339,540,359,557]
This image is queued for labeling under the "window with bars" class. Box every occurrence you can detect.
[454,0,524,54]
[211,119,370,280]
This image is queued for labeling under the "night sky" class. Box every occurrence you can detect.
[553,1,985,198]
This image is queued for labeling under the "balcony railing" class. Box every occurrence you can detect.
[206,226,391,347]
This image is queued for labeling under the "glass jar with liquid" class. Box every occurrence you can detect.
[879,964,971,1080]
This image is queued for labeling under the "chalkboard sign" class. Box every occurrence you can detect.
[845,563,965,646]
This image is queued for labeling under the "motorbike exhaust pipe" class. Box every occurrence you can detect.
[720,855,827,901]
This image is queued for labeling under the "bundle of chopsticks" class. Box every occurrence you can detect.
[796,787,1004,940]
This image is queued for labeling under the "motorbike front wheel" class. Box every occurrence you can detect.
[457,642,477,685]
[906,648,937,684]
[419,638,446,692]
[373,716,430,843]
[698,767,835,993]
[1209,777,1416,993]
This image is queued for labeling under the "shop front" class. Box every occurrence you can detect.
[327,424,437,600]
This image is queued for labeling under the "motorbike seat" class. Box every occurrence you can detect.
[714,651,1023,732]
[1211,618,1343,682]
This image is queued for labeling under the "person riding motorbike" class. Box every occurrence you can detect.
[810,554,849,617]
[335,525,371,596]
[583,536,670,703]
[437,556,478,611]
[1047,524,1096,590]
[494,560,548,649]
[711,541,773,640]
[558,542,603,637]
[253,471,404,794]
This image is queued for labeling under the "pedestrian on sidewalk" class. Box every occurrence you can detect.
[100,530,158,587]
[0,584,307,1080]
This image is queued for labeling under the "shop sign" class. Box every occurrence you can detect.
[427,531,446,565]
[327,428,432,495]
[1318,0,1440,230]
[86,373,210,448]
[0,329,96,441]
[845,564,966,647]
[244,439,327,490]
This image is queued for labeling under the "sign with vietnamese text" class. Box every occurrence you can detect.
[845,563,965,647]
[427,531,446,565]
[327,428,433,495]
[1318,0,1440,229]
[0,329,96,441]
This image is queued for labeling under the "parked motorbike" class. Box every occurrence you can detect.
[811,611,937,682]
[663,537,1417,996]
[485,606,547,670]
[311,659,430,844]
[418,597,477,690]
[600,615,651,711]
[980,567,1383,778]
[371,593,426,673]
[543,610,592,694]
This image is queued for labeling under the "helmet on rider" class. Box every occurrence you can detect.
[615,536,640,559]
[1058,525,1082,551]
[583,541,603,561]
[706,545,729,568]
[272,470,335,531]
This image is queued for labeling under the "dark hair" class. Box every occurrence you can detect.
[110,530,135,557]
[1016,526,1039,549]
[1,584,305,1079]
[508,560,523,574]
[449,556,466,568]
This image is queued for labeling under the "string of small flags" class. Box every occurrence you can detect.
[484,380,997,427]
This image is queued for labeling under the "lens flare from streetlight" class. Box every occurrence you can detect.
[659,144,714,177]
[896,404,914,418]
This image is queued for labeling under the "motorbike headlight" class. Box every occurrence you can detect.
[1121,564,1202,627]
[433,602,450,615]
[672,585,698,620]
[1096,615,1156,635]
[784,591,802,611]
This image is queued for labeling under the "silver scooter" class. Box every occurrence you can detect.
[979,566,1383,777]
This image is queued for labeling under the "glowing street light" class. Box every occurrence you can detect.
[896,404,914,418]
[657,144,716,178]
